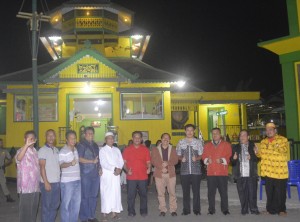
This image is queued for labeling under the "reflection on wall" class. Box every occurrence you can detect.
[171,111,189,129]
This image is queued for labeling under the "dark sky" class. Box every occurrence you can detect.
[0,0,289,98]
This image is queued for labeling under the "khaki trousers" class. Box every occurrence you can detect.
[155,174,177,213]
[0,169,10,196]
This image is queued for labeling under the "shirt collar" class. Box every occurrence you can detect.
[212,140,221,146]
[45,143,54,149]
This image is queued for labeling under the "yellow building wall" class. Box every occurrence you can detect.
[0,135,5,145]
[61,36,131,58]
[4,82,172,146]
[105,36,131,58]
[62,44,77,58]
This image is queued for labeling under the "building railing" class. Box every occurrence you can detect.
[218,125,242,142]
[288,139,300,160]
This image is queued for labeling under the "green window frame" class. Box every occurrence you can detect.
[14,94,58,122]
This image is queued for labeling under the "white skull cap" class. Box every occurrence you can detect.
[105,132,114,138]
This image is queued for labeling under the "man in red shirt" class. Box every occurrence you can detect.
[123,131,151,217]
[202,127,232,215]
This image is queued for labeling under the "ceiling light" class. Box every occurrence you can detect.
[131,35,143,40]
[176,81,186,88]
[95,100,106,105]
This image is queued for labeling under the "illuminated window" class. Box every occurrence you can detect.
[14,94,58,122]
[121,93,163,120]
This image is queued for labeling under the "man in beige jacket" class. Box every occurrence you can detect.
[151,133,179,216]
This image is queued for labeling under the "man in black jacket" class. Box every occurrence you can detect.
[231,130,260,215]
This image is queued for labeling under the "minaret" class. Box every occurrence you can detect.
[41,0,151,59]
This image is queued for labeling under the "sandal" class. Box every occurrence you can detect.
[102,213,108,222]
[261,211,270,215]
[111,212,121,220]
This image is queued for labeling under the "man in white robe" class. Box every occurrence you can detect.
[99,132,124,221]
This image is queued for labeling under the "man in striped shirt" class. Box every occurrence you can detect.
[59,130,81,222]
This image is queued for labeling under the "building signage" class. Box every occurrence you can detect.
[77,64,99,74]
[216,110,228,116]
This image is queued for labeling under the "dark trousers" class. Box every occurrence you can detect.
[236,177,259,214]
[265,177,287,214]
[19,192,40,222]
[127,179,148,215]
[79,176,100,221]
[180,174,201,213]
[207,176,228,213]
[40,182,60,222]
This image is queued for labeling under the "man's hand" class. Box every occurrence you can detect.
[44,182,51,192]
[207,157,212,164]
[25,137,36,148]
[127,168,132,175]
[71,158,77,166]
[254,145,258,154]
[99,168,103,176]
[161,168,168,174]
[181,157,186,163]
[93,156,99,164]
[216,158,223,164]
[147,167,151,174]
[233,152,238,160]
[162,161,168,168]
[247,155,251,160]
[192,156,197,162]
[114,168,122,176]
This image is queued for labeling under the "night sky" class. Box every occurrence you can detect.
[0,0,289,98]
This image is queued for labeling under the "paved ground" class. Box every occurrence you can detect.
[1,176,300,222]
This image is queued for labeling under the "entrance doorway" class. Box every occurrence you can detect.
[67,94,112,146]
[208,107,226,140]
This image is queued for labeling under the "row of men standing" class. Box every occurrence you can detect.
[145,123,288,217]
[14,121,288,222]
[15,127,102,222]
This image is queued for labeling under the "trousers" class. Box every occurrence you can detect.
[19,192,40,222]
[180,174,201,213]
[265,177,287,214]
[236,177,259,214]
[155,174,177,213]
[127,179,148,215]
[207,176,228,213]
[0,169,10,196]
